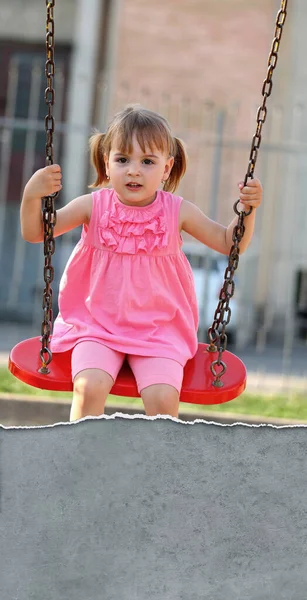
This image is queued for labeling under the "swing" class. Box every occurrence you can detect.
[8,0,288,405]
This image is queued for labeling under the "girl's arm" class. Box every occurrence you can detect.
[21,165,92,243]
[180,178,262,255]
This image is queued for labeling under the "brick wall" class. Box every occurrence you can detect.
[115,0,277,126]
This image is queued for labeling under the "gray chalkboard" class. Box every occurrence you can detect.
[1,415,307,600]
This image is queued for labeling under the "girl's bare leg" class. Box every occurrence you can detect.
[140,384,180,418]
[70,368,114,421]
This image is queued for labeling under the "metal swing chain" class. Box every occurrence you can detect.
[208,0,288,388]
[39,0,58,374]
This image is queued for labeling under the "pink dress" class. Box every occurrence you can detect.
[50,188,199,366]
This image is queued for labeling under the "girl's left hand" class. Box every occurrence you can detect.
[238,178,262,209]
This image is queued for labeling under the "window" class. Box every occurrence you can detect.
[0,41,70,203]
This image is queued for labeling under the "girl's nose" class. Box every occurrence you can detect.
[127,162,140,176]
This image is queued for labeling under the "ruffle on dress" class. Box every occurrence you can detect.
[98,198,169,254]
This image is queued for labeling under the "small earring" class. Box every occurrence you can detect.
[161,179,165,184]
[106,175,110,180]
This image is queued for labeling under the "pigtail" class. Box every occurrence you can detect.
[88,132,108,188]
[164,136,188,193]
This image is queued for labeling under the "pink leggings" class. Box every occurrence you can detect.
[71,341,184,394]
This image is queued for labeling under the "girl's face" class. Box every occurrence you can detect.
[104,134,174,207]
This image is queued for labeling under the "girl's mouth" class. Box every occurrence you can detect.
[126,183,142,190]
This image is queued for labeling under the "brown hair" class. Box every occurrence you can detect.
[88,104,187,193]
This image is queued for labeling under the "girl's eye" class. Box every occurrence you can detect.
[143,159,154,165]
[116,157,127,163]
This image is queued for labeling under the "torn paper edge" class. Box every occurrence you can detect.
[1,411,307,430]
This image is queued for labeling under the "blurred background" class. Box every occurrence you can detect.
[1,0,307,425]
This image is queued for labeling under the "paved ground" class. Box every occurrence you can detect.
[1,322,307,395]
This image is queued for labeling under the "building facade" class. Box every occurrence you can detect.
[0,0,306,347]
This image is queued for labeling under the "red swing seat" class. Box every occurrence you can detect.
[8,336,246,404]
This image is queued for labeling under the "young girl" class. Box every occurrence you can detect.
[20,104,262,421]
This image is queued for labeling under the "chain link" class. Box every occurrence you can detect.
[39,0,58,374]
[208,0,288,387]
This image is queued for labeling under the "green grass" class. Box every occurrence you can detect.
[1,367,307,420]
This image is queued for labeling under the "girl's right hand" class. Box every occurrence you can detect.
[24,164,62,198]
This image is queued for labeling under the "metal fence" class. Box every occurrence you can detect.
[1,60,307,394]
